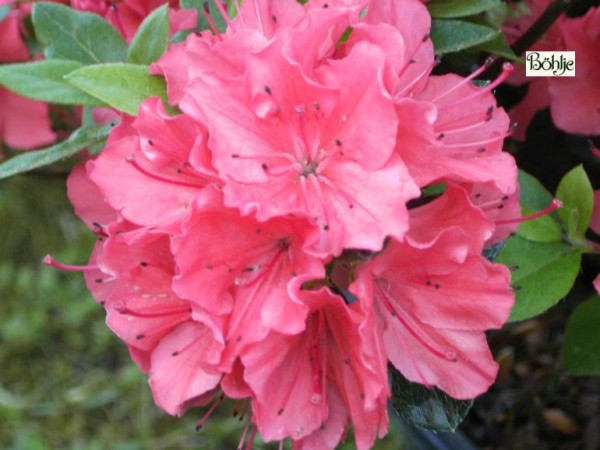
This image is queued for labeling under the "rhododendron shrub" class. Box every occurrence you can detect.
[2,0,600,448]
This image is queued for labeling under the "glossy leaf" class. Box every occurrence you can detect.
[517,170,563,243]
[127,5,169,65]
[564,296,600,375]
[0,60,105,106]
[427,0,501,19]
[430,19,500,54]
[497,235,581,321]
[390,367,473,432]
[556,165,594,242]
[0,124,113,180]
[65,63,168,115]
[32,2,127,64]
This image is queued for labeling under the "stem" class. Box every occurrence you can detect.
[511,0,571,57]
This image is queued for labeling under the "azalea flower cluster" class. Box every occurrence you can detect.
[58,0,519,448]
[503,0,600,139]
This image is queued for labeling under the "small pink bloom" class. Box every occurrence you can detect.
[394,71,518,195]
[179,37,418,255]
[88,98,218,228]
[0,10,55,150]
[353,185,514,399]
[242,290,388,450]
[171,193,323,341]
[548,6,600,136]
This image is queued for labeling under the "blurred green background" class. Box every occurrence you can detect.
[0,175,405,449]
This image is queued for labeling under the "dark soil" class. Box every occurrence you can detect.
[460,282,600,450]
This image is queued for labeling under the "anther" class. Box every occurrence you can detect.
[264,85,272,95]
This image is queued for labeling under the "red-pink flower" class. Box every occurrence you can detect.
[0,9,55,150]
[548,6,600,136]
[352,185,514,399]
[502,2,600,137]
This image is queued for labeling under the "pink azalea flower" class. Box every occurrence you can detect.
[548,6,600,136]
[352,185,514,399]
[168,32,419,256]
[88,98,219,228]
[0,9,55,150]
[241,289,388,450]
[502,2,600,137]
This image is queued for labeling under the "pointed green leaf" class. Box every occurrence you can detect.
[496,235,581,321]
[127,5,169,64]
[390,367,473,432]
[556,165,594,241]
[431,19,500,54]
[32,2,127,64]
[0,124,113,180]
[516,170,563,243]
[0,60,106,106]
[427,0,501,18]
[564,296,600,375]
[65,63,168,115]
[473,32,522,62]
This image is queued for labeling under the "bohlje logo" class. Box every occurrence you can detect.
[526,51,576,77]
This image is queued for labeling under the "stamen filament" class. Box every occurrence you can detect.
[438,63,514,111]
[376,284,456,362]
[202,3,224,39]
[43,255,98,272]
[496,199,562,225]
[429,58,494,103]
[126,155,206,188]
[196,394,224,430]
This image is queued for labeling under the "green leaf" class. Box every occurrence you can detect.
[0,60,106,106]
[431,19,500,54]
[181,0,228,33]
[427,0,501,19]
[390,367,472,432]
[65,63,168,115]
[556,165,594,242]
[564,297,600,375]
[32,2,127,64]
[496,235,581,321]
[0,124,113,180]
[516,170,563,243]
[473,32,522,62]
[127,5,169,64]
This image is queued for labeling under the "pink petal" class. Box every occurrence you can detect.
[149,321,223,416]
[67,163,118,230]
[0,88,55,149]
[382,302,500,399]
